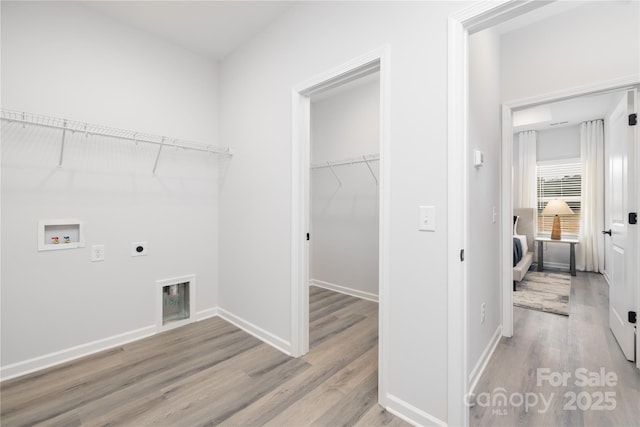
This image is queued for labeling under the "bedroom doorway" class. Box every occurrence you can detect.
[503,87,639,363]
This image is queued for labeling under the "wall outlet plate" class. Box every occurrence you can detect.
[91,244,105,262]
[131,241,148,257]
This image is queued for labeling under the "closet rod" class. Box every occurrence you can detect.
[310,153,379,170]
[0,109,233,155]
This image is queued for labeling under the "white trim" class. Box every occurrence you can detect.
[506,75,640,110]
[309,280,379,303]
[447,12,470,427]
[602,270,611,287]
[501,106,515,339]
[0,325,156,381]
[290,83,310,358]
[216,308,292,355]
[291,45,391,404]
[196,307,219,321]
[468,325,502,397]
[155,274,196,332]
[384,394,447,427]
[501,77,640,341]
[540,261,571,271]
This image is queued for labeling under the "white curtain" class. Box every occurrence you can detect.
[516,130,537,209]
[577,119,604,272]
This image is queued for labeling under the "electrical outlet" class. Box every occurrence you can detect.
[492,206,497,224]
[91,244,105,262]
[131,241,148,257]
[481,302,486,324]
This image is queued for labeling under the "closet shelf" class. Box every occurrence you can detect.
[1,109,233,174]
[310,153,379,170]
[311,153,379,186]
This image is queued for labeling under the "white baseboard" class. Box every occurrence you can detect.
[538,261,570,270]
[0,304,293,383]
[0,325,156,382]
[384,393,447,427]
[468,325,502,396]
[310,279,379,303]
[196,307,219,321]
[603,270,611,286]
[216,308,292,355]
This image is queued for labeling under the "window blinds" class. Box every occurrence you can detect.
[537,161,582,235]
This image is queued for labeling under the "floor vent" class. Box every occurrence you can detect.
[156,275,196,331]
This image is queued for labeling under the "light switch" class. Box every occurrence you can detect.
[419,206,436,232]
[474,150,484,167]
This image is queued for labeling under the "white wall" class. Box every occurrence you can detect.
[218,1,470,423]
[501,1,639,103]
[1,2,221,375]
[537,126,581,162]
[467,28,501,386]
[310,76,379,298]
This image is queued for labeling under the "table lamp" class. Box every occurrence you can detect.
[542,199,574,240]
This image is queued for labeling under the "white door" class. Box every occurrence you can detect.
[607,90,637,362]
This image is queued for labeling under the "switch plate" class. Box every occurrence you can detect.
[131,241,148,257]
[419,206,436,231]
[473,150,484,167]
[492,206,497,224]
[91,244,105,262]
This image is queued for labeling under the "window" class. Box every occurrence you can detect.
[536,160,581,236]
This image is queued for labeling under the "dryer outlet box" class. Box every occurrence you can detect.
[132,241,148,257]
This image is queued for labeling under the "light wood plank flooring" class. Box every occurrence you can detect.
[1,286,408,427]
[470,272,640,426]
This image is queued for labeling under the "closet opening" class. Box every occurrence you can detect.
[307,71,380,356]
[291,47,390,403]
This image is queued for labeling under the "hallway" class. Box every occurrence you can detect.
[470,272,640,426]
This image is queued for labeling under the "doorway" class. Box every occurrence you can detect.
[508,88,640,359]
[290,46,390,404]
[308,70,380,351]
[502,86,639,351]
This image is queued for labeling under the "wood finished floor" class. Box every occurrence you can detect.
[1,286,409,427]
[470,272,640,427]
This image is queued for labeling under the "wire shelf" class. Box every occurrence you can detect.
[311,153,379,186]
[0,109,232,155]
[1,109,232,174]
[310,153,379,170]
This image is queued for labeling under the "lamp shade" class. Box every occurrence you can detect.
[541,199,574,216]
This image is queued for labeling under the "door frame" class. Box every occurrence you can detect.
[290,45,390,402]
[500,77,640,339]
[448,2,549,424]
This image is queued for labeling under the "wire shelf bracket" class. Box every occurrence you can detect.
[1,109,233,174]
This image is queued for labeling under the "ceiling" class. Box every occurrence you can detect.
[83,1,292,59]
[83,1,591,62]
[513,91,624,133]
[83,0,622,132]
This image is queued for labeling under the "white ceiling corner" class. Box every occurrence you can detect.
[82,1,293,60]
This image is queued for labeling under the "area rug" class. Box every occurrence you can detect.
[513,271,571,316]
